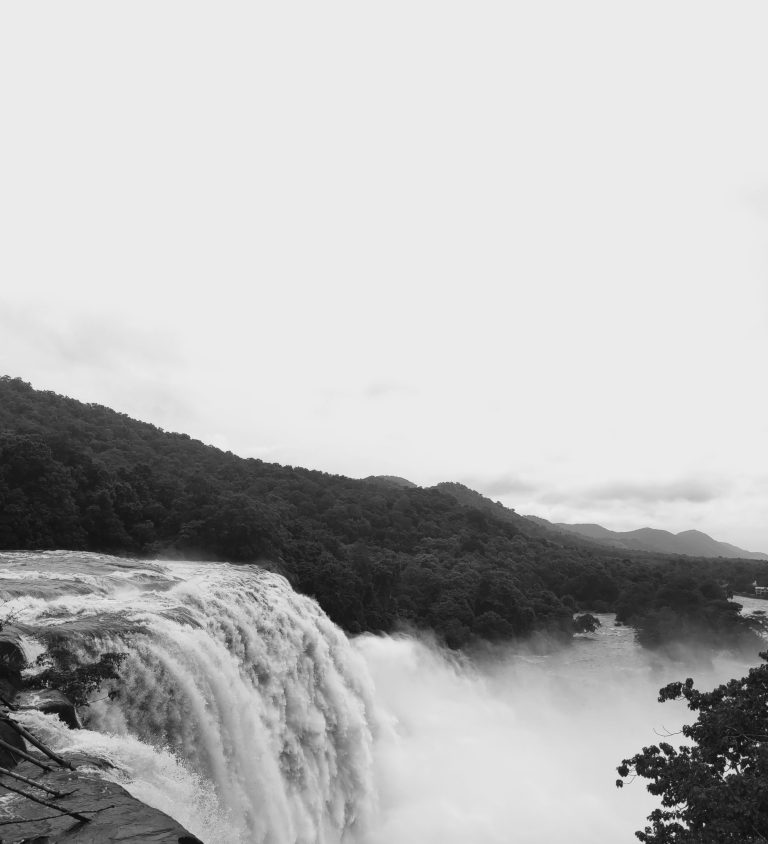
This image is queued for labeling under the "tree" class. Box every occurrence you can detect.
[616,652,768,842]
[0,434,85,548]
[34,644,127,707]
[572,612,601,634]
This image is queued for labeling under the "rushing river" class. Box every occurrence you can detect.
[0,551,763,843]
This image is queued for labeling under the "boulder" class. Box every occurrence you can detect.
[0,631,28,689]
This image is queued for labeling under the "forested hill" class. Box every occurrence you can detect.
[1,375,766,651]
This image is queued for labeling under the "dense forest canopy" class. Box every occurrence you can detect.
[1,376,766,650]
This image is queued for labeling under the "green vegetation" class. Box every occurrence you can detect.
[617,654,768,842]
[1,376,766,650]
[34,646,127,708]
[615,573,764,653]
[573,612,601,634]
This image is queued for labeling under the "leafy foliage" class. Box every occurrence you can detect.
[617,574,762,653]
[573,612,601,634]
[617,653,768,842]
[34,645,127,708]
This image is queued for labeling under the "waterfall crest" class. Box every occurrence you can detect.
[0,551,378,844]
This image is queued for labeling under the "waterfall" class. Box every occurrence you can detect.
[4,551,761,843]
[0,551,378,844]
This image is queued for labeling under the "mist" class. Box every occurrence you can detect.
[353,624,761,844]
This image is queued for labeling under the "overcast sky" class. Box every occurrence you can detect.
[2,2,767,551]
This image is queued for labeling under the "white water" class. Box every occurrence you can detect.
[0,552,763,843]
[355,624,762,843]
[0,552,377,843]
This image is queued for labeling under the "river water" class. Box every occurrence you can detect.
[0,551,763,843]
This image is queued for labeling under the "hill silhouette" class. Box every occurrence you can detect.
[527,517,768,561]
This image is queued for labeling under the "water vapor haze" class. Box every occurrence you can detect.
[354,628,760,843]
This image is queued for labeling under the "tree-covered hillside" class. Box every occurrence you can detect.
[1,376,765,650]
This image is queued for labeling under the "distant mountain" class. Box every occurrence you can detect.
[526,517,768,561]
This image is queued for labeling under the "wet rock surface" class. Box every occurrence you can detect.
[0,634,27,690]
[0,760,204,843]
[0,721,27,769]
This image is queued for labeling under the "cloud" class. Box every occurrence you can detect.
[362,381,417,400]
[743,185,768,220]
[51,315,182,373]
[0,297,201,436]
[318,381,418,405]
[588,479,722,504]
[538,478,724,507]
[462,473,538,498]
[0,299,182,376]
[242,444,287,459]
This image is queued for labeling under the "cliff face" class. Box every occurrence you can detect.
[0,628,204,844]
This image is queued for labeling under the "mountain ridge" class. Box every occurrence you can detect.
[525,517,768,561]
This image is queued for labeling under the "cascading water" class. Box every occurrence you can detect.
[0,551,378,844]
[4,551,763,843]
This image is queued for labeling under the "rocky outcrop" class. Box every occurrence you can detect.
[0,760,204,843]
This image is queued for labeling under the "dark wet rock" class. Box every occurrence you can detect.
[0,675,20,705]
[0,761,204,843]
[0,631,28,688]
[15,690,82,730]
[0,719,27,767]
